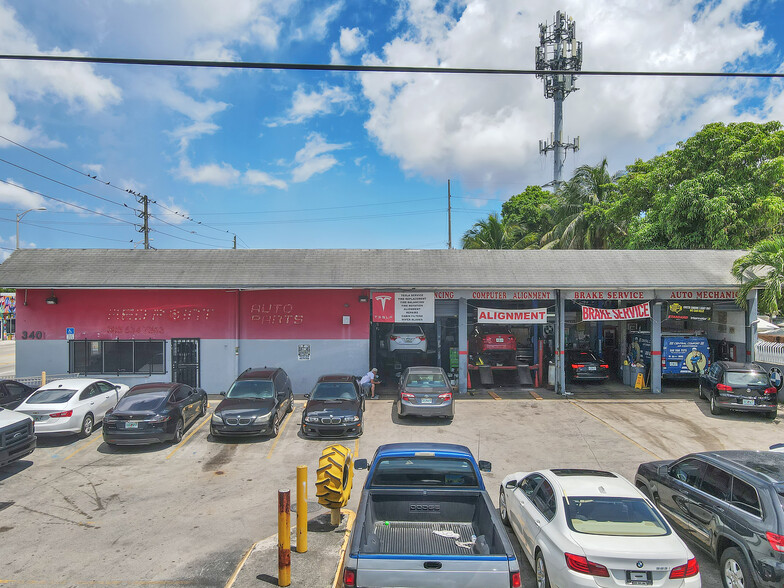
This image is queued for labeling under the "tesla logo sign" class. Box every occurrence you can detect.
[373,293,395,322]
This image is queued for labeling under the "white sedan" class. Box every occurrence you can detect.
[16,378,129,438]
[499,468,700,588]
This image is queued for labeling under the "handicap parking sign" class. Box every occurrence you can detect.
[770,367,783,390]
[66,327,75,341]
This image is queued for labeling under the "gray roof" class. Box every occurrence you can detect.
[0,248,747,289]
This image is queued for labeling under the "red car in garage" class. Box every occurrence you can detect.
[469,324,517,365]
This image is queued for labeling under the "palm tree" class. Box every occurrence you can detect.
[732,236,784,316]
[461,213,524,249]
[540,159,624,249]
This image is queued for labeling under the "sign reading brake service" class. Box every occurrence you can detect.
[582,302,651,321]
[372,292,435,323]
[477,308,547,324]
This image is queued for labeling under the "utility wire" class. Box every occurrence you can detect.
[0,216,130,243]
[150,227,231,247]
[182,196,444,216]
[217,208,443,226]
[0,54,782,78]
[149,213,229,242]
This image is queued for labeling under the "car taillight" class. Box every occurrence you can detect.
[438,392,452,401]
[401,392,415,401]
[343,567,356,587]
[565,553,609,577]
[147,414,171,423]
[765,387,778,395]
[600,364,609,369]
[767,531,784,552]
[390,335,398,340]
[571,364,585,369]
[510,571,521,588]
[417,336,426,341]
[669,558,699,578]
[49,410,73,418]
[716,383,733,391]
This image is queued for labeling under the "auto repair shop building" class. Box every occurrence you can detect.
[0,248,756,396]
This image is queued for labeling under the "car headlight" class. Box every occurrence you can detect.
[211,413,223,424]
[342,415,360,423]
[305,416,320,423]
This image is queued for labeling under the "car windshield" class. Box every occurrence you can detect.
[564,496,670,537]
[311,382,357,401]
[115,391,168,411]
[26,388,78,404]
[392,325,422,334]
[226,380,274,399]
[725,371,769,387]
[370,457,478,487]
[405,373,448,388]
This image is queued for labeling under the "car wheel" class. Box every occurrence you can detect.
[78,414,94,438]
[535,552,551,588]
[498,488,509,525]
[710,394,723,415]
[270,416,280,438]
[721,547,755,588]
[198,398,207,418]
[286,393,294,414]
[698,381,705,399]
[172,418,184,444]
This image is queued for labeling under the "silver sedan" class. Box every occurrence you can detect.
[396,366,454,419]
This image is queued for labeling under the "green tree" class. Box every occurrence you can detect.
[732,236,784,316]
[540,159,624,249]
[461,213,524,249]
[500,185,556,248]
[619,121,784,249]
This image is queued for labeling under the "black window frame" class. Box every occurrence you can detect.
[700,464,733,501]
[669,458,707,488]
[730,476,763,518]
[69,339,167,375]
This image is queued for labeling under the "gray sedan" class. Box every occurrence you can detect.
[396,366,454,419]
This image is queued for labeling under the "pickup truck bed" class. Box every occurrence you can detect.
[372,521,478,555]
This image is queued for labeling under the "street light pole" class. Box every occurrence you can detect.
[16,207,47,249]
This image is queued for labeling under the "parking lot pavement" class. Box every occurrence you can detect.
[0,391,781,586]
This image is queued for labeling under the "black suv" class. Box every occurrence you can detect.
[636,450,784,588]
[211,367,294,438]
[301,375,364,438]
[699,361,778,419]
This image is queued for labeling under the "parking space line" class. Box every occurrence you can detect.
[487,390,501,400]
[354,437,359,459]
[63,433,104,461]
[166,414,212,460]
[331,509,356,588]
[570,400,663,460]
[265,407,297,459]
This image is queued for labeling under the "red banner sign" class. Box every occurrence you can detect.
[372,292,395,322]
[582,302,651,322]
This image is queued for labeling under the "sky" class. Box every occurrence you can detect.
[0,0,783,256]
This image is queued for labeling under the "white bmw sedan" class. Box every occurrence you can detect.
[500,468,700,588]
[16,378,129,438]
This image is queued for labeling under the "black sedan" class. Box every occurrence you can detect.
[699,361,778,418]
[0,379,35,409]
[102,383,207,446]
[301,375,364,438]
[566,349,609,382]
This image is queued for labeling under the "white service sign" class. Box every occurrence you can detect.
[396,292,434,323]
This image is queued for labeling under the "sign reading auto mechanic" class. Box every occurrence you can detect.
[566,290,654,300]
[372,292,435,323]
[477,308,548,324]
[582,302,651,321]
[657,289,739,300]
[433,290,553,300]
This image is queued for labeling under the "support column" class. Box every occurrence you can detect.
[436,317,442,368]
[747,291,758,362]
[557,290,566,395]
[651,301,662,394]
[458,297,468,394]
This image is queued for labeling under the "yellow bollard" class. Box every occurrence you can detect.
[41,371,46,385]
[296,465,307,553]
[278,490,291,587]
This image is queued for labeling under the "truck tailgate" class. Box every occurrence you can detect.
[355,555,513,588]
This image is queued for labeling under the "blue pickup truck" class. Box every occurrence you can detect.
[342,442,521,588]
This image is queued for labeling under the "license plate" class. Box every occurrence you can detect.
[626,570,652,585]
[496,337,505,342]
[742,398,755,406]
[588,366,597,371]
[405,338,413,343]
[125,421,139,429]
[421,397,433,404]
[32,415,46,422]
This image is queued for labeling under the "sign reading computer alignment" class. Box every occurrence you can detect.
[582,302,651,321]
[476,308,548,324]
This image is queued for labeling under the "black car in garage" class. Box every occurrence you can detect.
[636,450,784,588]
[699,361,778,418]
[211,367,294,439]
[103,382,208,445]
[301,375,364,438]
[565,349,609,382]
[0,379,35,409]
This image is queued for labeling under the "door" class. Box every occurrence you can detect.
[95,381,119,418]
[511,474,545,560]
[171,385,192,425]
[658,458,710,545]
[171,339,200,388]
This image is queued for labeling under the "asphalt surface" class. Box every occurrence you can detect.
[0,340,15,377]
[0,383,782,586]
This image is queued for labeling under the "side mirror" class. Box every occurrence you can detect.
[505,479,518,489]
[219,391,226,396]
[478,460,492,473]
[304,394,310,399]
[354,458,369,470]
[115,384,122,390]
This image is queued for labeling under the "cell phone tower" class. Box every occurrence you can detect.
[536,11,582,189]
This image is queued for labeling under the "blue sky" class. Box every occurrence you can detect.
[0,0,783,255]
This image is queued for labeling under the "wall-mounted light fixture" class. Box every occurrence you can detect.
[46,290,58,305]
[358,295,369,303]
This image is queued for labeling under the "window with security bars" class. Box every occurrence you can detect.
[69,340,166,375]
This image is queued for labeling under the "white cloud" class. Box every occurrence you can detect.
[0,178,48,209]
[293,1,344,42]
[176,157,241,186]
[340,27,367,54]
[291,132,349,183]
[82,163,104,176]
[269,84,353,126]
[168,121,221,152]
[244,170,288,189]
[359,0,777,189]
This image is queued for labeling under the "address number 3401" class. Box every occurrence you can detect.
[20,330,44,340]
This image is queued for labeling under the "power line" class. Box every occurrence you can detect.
[0,216,130,243]
[220,208,443,226]
[179,197,445,216]
[150,227,231,247]
[149,213,228,242]
[0,54,782,78]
